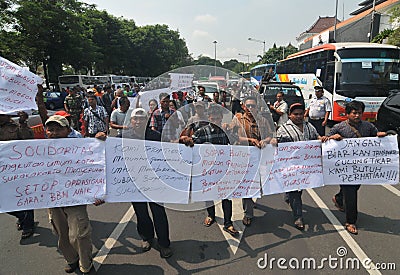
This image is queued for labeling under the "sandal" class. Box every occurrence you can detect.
[332,197,345,212]
[242,216,252,226]
[223,225,239,236]
[294,218,305,231]
[203,216,215,227]
[345,223,358,235]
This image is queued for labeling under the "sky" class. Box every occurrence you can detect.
[83,0,363,63]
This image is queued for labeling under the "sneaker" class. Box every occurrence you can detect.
[64,261,79,273]
[142,239,152,252]
[159,246,173,258]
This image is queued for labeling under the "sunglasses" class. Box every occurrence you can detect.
[245,104,256,109]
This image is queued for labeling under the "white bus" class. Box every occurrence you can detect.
[275,42,400,123]
[58,75,93,90]
[107,75,131,88]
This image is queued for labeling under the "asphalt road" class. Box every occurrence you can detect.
[1,183,399,275]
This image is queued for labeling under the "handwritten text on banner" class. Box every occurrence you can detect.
[0,56,43,114]
[105,138,191,204]
[191,144,261,201]
[264,140,324,195]
[322,136,399,185]
[0,138,106,212]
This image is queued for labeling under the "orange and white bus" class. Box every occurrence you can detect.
[275,42,400,123]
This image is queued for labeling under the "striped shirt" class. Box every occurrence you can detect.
[277,119,319,142]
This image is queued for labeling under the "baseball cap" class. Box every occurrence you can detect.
[130,108,148,118]
[45,115,70,127]
[289,103,305,114]
[54,110,71,117]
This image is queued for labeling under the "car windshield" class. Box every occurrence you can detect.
[264,86,302,97]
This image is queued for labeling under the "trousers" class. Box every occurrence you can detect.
[287,190,303,220]
[206,199,233,227]
[49,205,93,273]
[242,198,254,218]
[336,185,360,224]
[8,210,34,231]
[132,202,170,248]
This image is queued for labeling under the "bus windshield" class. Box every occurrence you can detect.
[250,64,275,82]
[59,75,79,84]
[337,59,400,98]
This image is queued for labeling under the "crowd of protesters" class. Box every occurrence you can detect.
[1,80,388,274]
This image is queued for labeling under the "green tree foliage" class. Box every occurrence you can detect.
[260,43,298,64]
[387,5,400,46]
[193,55,223,67]
[223,59,244,73]
[0,0,191,81]
[371,29,394,43]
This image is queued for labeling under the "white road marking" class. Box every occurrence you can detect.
[382,184,400,197]
[307,188,382,275]
[93,205,135,271]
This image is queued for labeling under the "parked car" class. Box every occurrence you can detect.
[259,82,305,108]
[376,90,400,132]
[45,91,67,110]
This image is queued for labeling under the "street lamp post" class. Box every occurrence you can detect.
[213,40,217,76]
[238,53,250,71]
[248,37,266,56]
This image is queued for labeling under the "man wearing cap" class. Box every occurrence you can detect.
[277,103,328,230]
[122,108,173,258]
[54,110,83,138]
[304,86,332,136]
[45,115,104,274]
[64,86,83,131]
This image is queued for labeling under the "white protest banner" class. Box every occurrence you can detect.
[108,138,191,204]
[322,136,399,185]
[0,56,43,114]
[169,73,193,91]
[259,144,277,195]
[191,144,261,202]
[105,137,149,202]
[264,140,324,195]
[137,88,172,112]
[0,138,106,213]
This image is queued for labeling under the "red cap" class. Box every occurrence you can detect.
[54,110,71,117]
